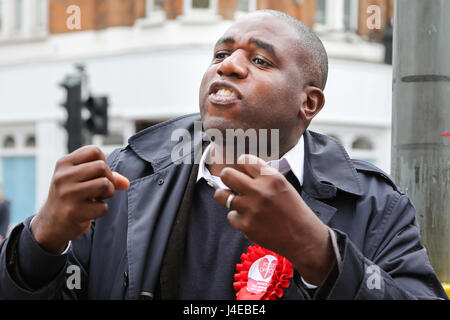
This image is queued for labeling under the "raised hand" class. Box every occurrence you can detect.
[31,146,129,254]
[214,154,335,285]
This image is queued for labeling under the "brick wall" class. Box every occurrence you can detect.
[50,0,145,34]
[257,0,317,28]
[300,0,319,29]
[164,0,183,19]
[50,0,392,36]
[218,0,238,20]
[358,0,392,38]
[50,0,95,34]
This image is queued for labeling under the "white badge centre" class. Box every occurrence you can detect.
[247,255,278,294]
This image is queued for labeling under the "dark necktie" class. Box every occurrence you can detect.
[284,170,302,195]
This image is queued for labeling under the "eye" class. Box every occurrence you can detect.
[214,52,229,60]
[253,57,270,67]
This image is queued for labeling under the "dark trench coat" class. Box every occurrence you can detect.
[0,113,447,299]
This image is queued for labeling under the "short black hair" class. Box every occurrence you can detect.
[256,9,329,90]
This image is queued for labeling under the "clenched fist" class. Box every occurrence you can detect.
[31,146,129,254]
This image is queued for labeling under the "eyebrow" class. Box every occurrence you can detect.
[214,36,279,63]
[249,38,279,62]
[214,36,235,48]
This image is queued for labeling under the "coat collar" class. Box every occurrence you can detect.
[302,130,364,199]
[128,113,203,172]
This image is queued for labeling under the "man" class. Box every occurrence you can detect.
[0,10,447,299]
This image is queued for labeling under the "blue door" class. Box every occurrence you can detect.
[2,157,36,226]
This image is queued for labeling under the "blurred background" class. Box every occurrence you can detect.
[0,0,394,229]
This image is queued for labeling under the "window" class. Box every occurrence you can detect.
[34,0,46,29]
[31,0,48,32]
[236,0,257,15]
[316,0,326,25]
[237,0,249,12]
[25,135,36,148]
[181,0,219,22]
[193,0,210,9]
[315,0,359,32]
[3,136,15,149]
[184,0,218,13]
[137,0,165,27]
[344,0,359,31]
[146,0,164,16]
[349,136,377,166]
[352,137,374,150]
[327,134,343,144]
[0,0,48,40]
[14,0,23,33]
[0,0,3,33]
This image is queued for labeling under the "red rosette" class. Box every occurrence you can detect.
[233,244,293,300]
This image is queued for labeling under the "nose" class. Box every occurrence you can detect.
[217,50,248,79]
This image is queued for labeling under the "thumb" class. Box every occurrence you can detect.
[112,172,130,190]
[237,154,277,177]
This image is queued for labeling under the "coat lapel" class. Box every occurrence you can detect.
[302,130,364,198]
[299,130,364,226]
[126,163,193,299]
[124,114,204,300]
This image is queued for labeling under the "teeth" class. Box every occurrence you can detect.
[216,88,234,97]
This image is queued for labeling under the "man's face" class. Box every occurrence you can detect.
[199,13,307,145]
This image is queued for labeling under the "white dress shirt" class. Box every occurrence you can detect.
[197,135,305,187]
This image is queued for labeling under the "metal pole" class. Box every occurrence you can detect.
[392,0,450,283]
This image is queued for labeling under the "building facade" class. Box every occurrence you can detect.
[0,0,394,228]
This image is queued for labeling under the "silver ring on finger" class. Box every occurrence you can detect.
[226,193,236,210]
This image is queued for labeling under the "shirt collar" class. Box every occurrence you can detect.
[197,135,305,189]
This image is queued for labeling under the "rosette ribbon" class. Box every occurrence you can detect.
[233,244,294,300]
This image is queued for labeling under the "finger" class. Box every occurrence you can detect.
[68,145,106,165]
[227,210,246,233]
[73,177,116,201]
[112,172,130,190]
[75,201,109,221]
[237,154,277,178]
[214,188,245,211]
[220,167,255,194]
[214,188,233,208]
[68,160,114,183]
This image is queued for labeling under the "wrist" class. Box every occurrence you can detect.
[291,225,336,286]
[30,214,69,255]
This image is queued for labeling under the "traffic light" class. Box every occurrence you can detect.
[60,66,110,153]
[60,75,83,153]
[85,95,109,135]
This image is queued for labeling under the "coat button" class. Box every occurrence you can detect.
[158,178,164,185]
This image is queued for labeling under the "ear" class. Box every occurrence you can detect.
[299,86,325,122]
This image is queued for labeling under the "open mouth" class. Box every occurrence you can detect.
[208,82,242,106]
